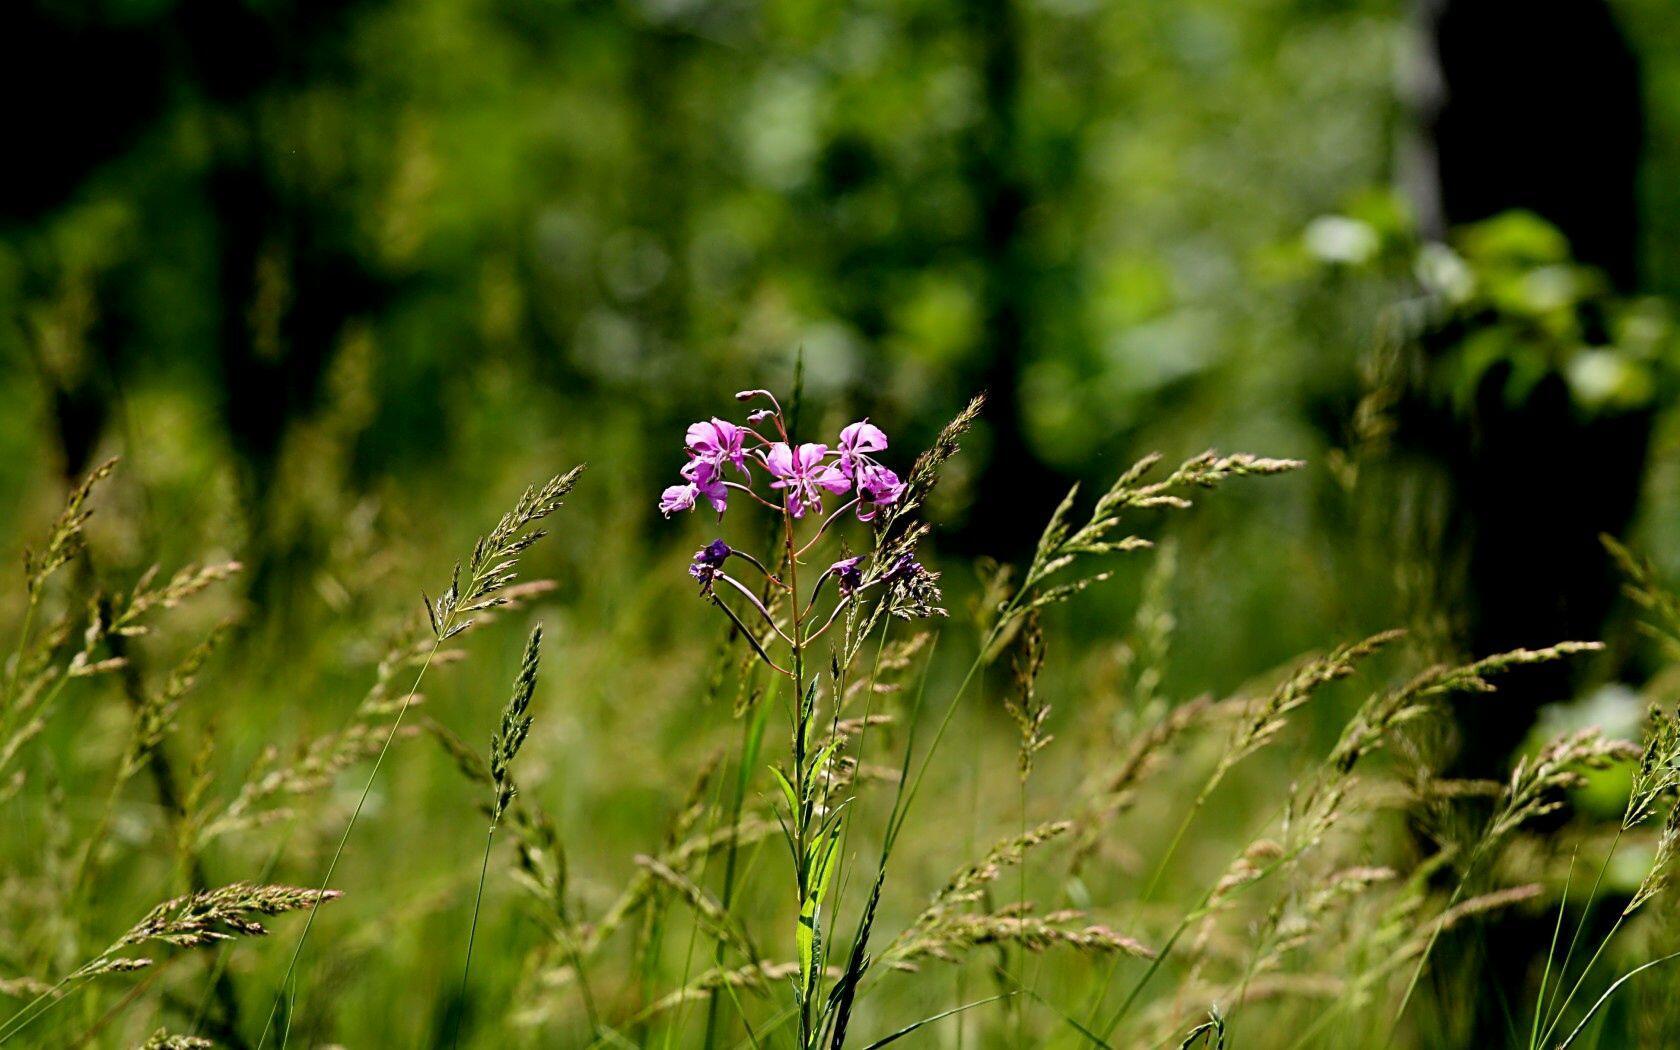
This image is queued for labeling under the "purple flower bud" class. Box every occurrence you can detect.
[829,555,863,595]
[689,539,733,590]
[884,551,944,619]
[747,409,775,423]
[736,389,771,401]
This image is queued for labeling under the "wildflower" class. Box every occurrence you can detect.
[854,464,904,522]
[690,539,732,591]
[686,418,748,474]
[680,458,729,514]
[659,461,729,517]
[764,442,850,518]
[837,420,888,477]
[659,484,697,517]
[829,555,863,595]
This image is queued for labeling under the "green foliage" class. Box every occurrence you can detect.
[1305,199,1680,416]
[6,404,1676,1049]
[6,0,1680,1045]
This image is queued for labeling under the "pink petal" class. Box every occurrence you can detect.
[796,443,829,470]
[765,443,795,478]
[814,465,852,494]
[840,421,887,454]
[706,419,741,455]
[685,421,718,453]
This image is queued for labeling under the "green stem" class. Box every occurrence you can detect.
[1553,948,1680,1049]
[1387,835,1495,1041]
[1078,768,1250,1034]
[1098,903,1199,1038]
[1015,775,1028,1044]
[1530,848,1578,1050]
[564,921,603,1036]
[1097,831,1302,1041]
[1139,784,1213,903]
[450,823,497,1050]
[701,709,761,1050]
[257,636,444,1049]
[1538,912,1625,1049]
[0,974,74,1045]
[783,515,815,1050]
[2,596,38,715]
[1538,826,1623,1039]
[0,646,66,788]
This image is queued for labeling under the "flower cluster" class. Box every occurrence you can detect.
[660,390,942,678]
[659,391,903,522]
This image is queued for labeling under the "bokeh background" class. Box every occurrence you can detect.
[6,0,1680,1045]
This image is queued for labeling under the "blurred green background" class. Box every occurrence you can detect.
[7,0,1680,1045]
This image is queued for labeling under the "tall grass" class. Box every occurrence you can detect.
[2,395,1679,1048]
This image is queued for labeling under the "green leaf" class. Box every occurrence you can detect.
[768,765,798,818]
[859,994,1015,1049]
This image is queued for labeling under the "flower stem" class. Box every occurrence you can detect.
[708,595,793,678]
[781,510,817,1049]
[795,500,857,559]
[713,573,795,645]
[0,974,75,1045]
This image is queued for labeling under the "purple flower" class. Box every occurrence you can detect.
[659,484,697,517]
[854,464,903,522]
[661,460,728,517]
[689,539,732,589]
[695,538,732,566]
[764,442,850,518]
[837,420,888,477]
[686,418,748,473]
[680,458,730,514]
[884,552,914,580]
[829,555,863,595]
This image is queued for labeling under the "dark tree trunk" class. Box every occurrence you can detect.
[1400,0,1647,1041]
[7,0,389,612]
[956,0,1071,557]
[1404,0,1645,771]
[1408,0,1644,289]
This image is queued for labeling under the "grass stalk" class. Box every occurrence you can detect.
[450,823,497,1049]
[256,635,443,1049]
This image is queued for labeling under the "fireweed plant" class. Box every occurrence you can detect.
[655,390,1308,1048]
[658,390,945,1049]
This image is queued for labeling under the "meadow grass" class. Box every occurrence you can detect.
[1,398,1678,1049]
